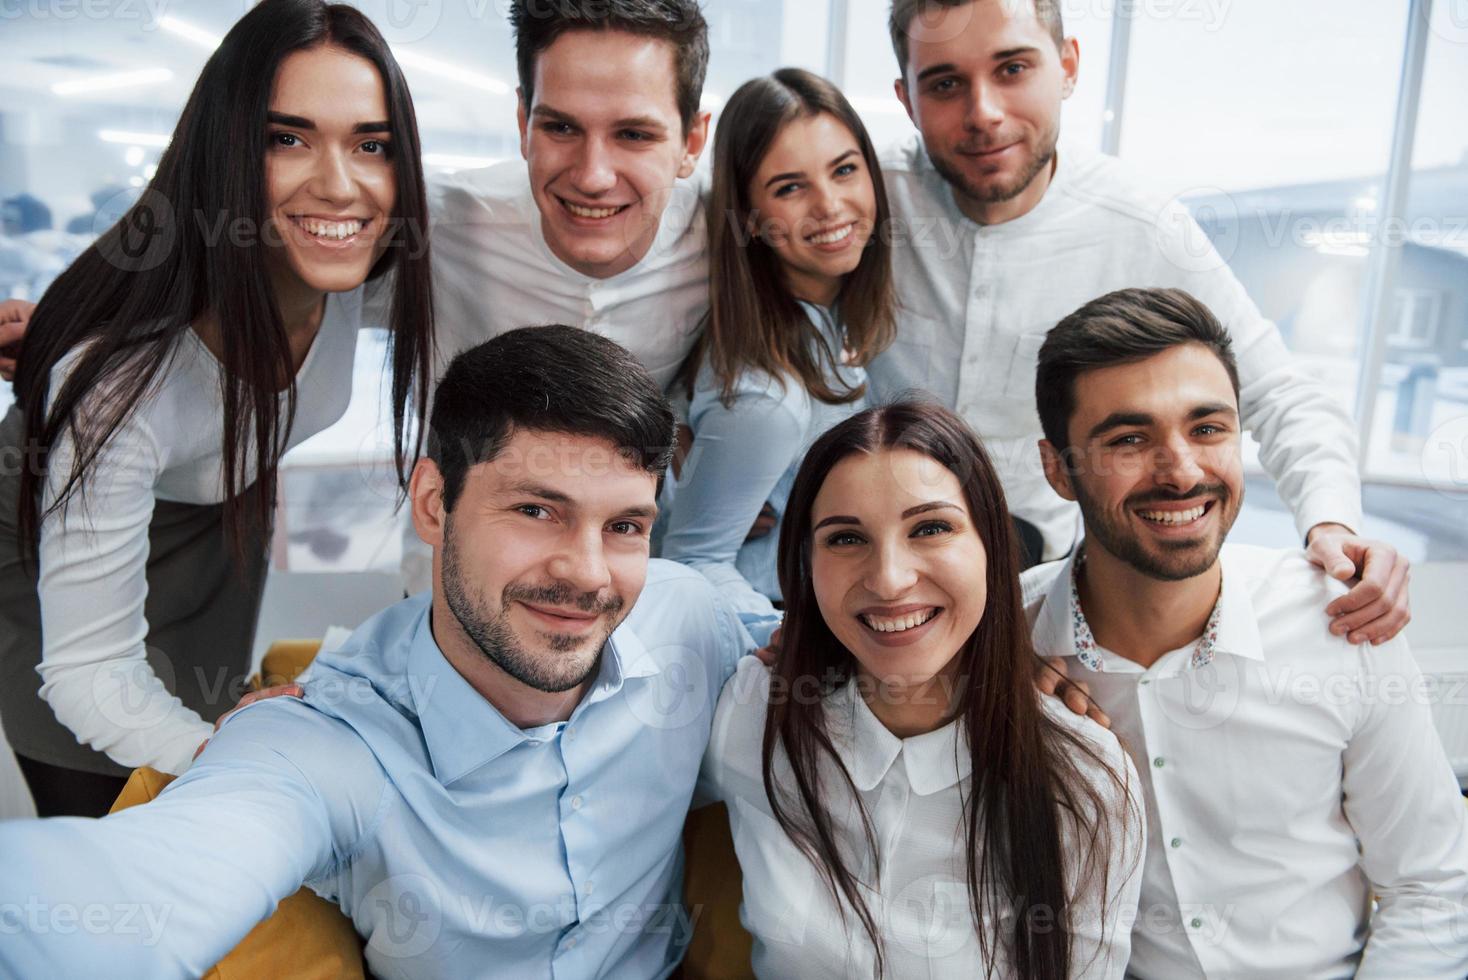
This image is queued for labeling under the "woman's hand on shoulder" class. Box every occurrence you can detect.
[0,298,37,382]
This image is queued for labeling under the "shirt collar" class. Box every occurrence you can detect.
[408,609,664,787]
[826,678,972,797]
[1033,545,1265,672]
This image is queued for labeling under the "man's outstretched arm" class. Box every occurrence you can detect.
[0,700,374,978]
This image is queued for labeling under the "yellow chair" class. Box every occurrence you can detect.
[111,640,753,979]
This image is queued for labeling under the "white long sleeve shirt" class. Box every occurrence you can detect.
[871,137,1363,559]
[381,161,712,594]
[35,289,364,775]
[1024,544,1468,978]
[700,656,1146,978]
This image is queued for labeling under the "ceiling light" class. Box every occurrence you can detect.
[423,153,502,171]
[99,129,171,148]
[392,49,510,94]
[158,15,222,49]
[53,68,173,96]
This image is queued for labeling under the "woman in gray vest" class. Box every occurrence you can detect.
[0,0,434,815]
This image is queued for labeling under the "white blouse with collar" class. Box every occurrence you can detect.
[700,655,1145,978]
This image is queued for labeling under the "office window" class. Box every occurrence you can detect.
[1390,290,1443,349]
[0,0,837,570]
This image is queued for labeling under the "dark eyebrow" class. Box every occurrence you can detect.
[1189,403,1238,421]
[993,46,1042,60]
[617,504,659,520]
[812,514,860,532]
[533,105,667,133]
[765,150,861,189]
[1088,412,1153,441]
[1089,404,1241,440]
[267,112,390,134]
[504,482,572,504]
[915,62,959,84]
[902,501,962,519]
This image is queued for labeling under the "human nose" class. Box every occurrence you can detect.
[309,145,356,206]
[546,524,613,596]
[1153,434,1207,491]
[569,137,617,196]
[966,82,1005,130]
[862,538,920,600]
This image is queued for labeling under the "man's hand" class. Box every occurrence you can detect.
[754,626,781,667]
[0,298,35,382]
[1306,523,1411,645]
[192,683,303,761]
[1035,656,1110,729]
[744,502,778,543]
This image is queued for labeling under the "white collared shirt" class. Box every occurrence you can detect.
[1023,544,1468,978]
[407,160,709,389]
[700,656,1144,978]
[872,136,1363,559]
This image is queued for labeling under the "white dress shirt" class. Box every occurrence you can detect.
[1023,544,1468,978]
[379,161,711,593]
[700,656,1145,978]
[35,289,364,775]
[872,136,1362,559]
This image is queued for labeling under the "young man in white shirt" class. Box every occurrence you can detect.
[1024,286,1468,978]
[394,0,714,591]
[877,0,1410,644]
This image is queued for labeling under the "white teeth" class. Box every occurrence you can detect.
[1138,505,1207,526]
[808,224,854,245]
[860,608,938,633]
[565,202,623,219]
[298,218,363,240]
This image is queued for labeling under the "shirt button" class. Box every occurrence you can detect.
[585,881,595,895]
[565,936,578,950]
[1153,757,1166,769]
[571,795,584,810]
[1139,679,1151,686]
[1190,918,1203,929]
[1170,837,1182,849]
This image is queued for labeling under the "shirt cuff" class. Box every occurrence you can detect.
[1291,489,1365,545]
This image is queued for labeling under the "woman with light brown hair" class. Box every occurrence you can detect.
[699,401,1144,978]
[659,68,894,641]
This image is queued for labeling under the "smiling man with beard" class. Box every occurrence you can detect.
[1023,288,1468,978]
[0,326,753,979]
[874,0,1411,648]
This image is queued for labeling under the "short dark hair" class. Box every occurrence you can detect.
[428,326,675,511]
[509,0,709,133]
[1036,287,1242,450]
[888,0,1064,78]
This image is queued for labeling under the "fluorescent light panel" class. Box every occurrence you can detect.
[99,129,171,148]
[392,49,510,94]
[53,68,173,96]
[159,15,223,49]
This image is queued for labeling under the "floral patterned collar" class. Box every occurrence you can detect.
[1069,549,1224,672]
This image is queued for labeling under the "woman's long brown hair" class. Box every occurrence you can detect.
[682,67,895,406]
[14,0,433,561]
[763,401,1137,978]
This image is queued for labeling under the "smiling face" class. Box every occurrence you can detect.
[422,428,658,694]
[809,448,988,702]
[264,45,396,297]
[1042,344,1245,581]
[894,0,1077,224]
[517,30,709,279]
[747,111,878,307]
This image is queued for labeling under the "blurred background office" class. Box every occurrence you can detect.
[0,0,1465,817]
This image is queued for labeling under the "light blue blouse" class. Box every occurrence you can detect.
[658,303,869,642]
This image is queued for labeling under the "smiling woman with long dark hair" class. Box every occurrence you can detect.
[0,0,433,815]
[699,401,1143,979]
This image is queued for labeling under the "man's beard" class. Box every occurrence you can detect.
[440,525,624,694]
[927,122,1058,212]
[1072,480,1240,582]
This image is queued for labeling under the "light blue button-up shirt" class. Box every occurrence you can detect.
[657,302,868,642]
[0,560,751,979]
